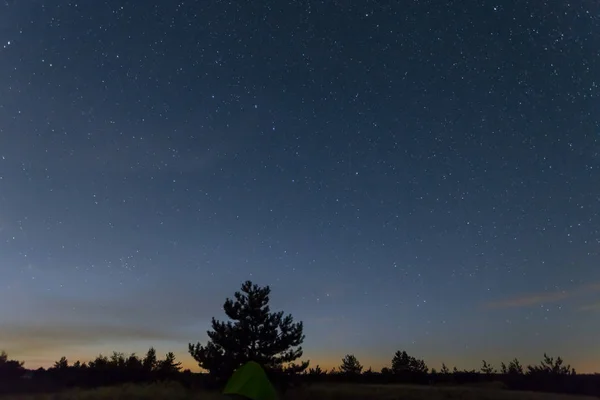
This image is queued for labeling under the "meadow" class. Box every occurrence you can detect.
[2,382,597,400]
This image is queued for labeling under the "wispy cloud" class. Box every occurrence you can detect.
[485,291,570,309]
[580,302,600,312]
[0,322,184,355]
[581,281,600,292]
[484,281,600,310]
[0,280,226,357]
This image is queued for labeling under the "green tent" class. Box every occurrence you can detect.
[223,361,278,400]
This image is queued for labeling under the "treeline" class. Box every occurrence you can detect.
[301,351,599,396]
[1,281,598,397]
[0,349,195,395]
[2,348,599,397]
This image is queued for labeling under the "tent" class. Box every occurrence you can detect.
[223,361,278,400]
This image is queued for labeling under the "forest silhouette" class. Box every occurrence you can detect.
[1,281,598,397]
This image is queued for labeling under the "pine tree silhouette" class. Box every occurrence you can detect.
[527,353,575,376]
[53,357,69,370]
[508,358,524,375]
[391,351,412,374]
[142,347,157,372]
[339,354,363,375]
[157,352,182,374]
[391,350,428,374]
[440,363,450,374]
[142,347,158,372]
[481,360,495,374]
[189,281,308,378]
[0,352,25,381]
[308,365,324,375]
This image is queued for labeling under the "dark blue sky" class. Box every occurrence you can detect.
[0,0,599,372]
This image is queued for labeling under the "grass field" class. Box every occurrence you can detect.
[2,382,596,400]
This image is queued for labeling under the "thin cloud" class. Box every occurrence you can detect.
[580,302,600,311]
[0,322,185,355]
[581,281,600,292]
[0,280,228,358]
[484,291,570,309]
[483,281,600,310]
[32,284,223,329]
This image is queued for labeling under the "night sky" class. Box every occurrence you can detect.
[1,0,599,373]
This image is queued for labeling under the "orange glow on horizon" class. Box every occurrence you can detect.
[15,351,600,375]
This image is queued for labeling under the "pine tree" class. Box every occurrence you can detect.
[157,352,182,374]
[0,352,25,381]
[308,365,324,375]
[391,350,412,374]
[88,355,109,370]
[440,363,450,374]
[125,353,143,370]
[527,353,574,376]
[391,350,428,374]
[53,357,69,369]
[109,352,126,368]
[410,357,429,373]
[339,354,363,375]
[189,281,308,378]
[142,347,158,372]
[481,360,495,374]
[508,358,523,375]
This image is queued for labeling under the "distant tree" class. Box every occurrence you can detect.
[440,363,450,374]
[125,353,143,370]
[391,350,411,373]
[339,354,363,375]
[308,365,324,375]
[391,350,428,374]
[143,347,158,372]
[500,362,508,374]
[508,358,524,375]
[0,351,25,381]
[410,358,429,374]
[527,353,574,376]
[452,366,459,374]
[53,356,69,370]
[1,352,13,364]
[430,367,438,374]
[189,281,308,378]
[157,352,182,374]
[88,354,109,370]
[481,360,495,375]
[109,352,126,368]
[363,367,375,377]
[380,367,391,375]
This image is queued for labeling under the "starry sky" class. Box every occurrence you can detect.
[0,0,599,373]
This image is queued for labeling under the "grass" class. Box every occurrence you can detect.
[2,382,596,400]
[290,383,596,400]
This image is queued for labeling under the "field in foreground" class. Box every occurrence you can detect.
[2,382,597,400]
